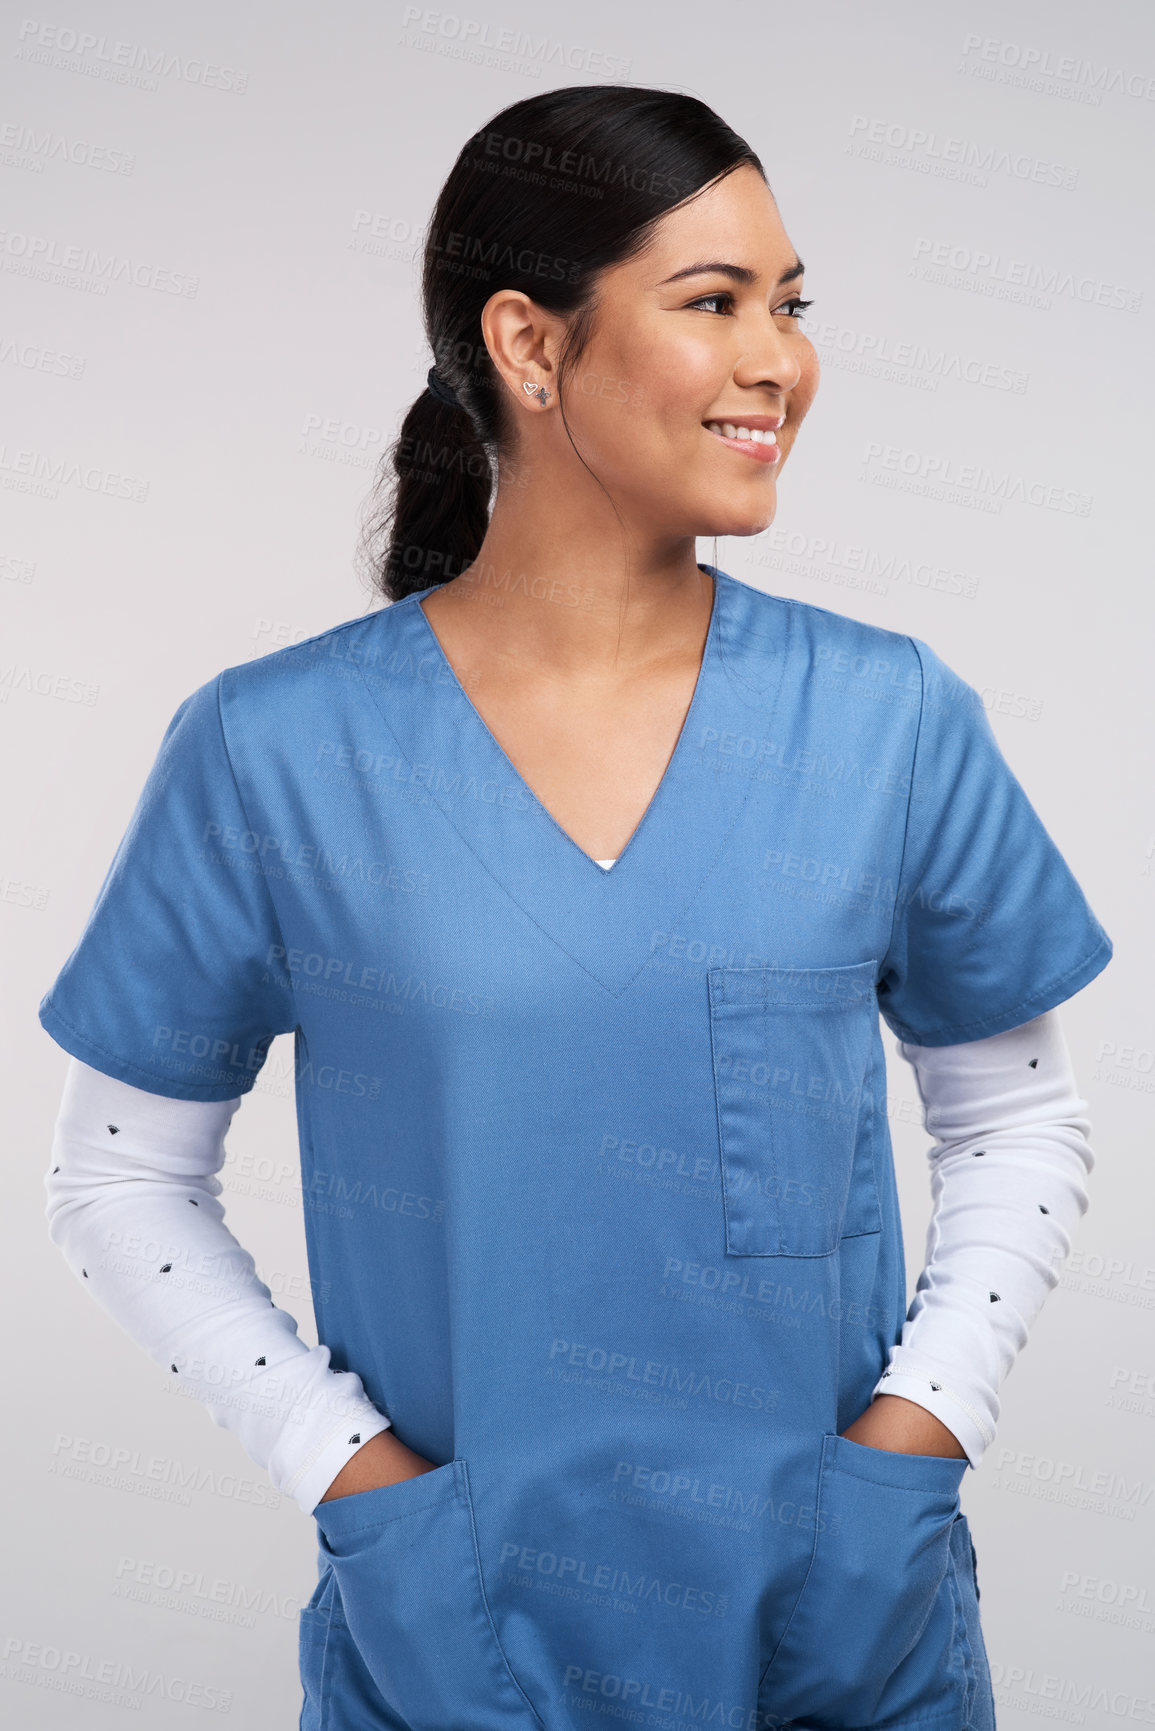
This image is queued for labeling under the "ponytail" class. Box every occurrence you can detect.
[359,385,493,601]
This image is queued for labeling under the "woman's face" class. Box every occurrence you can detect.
[557,162,819,540]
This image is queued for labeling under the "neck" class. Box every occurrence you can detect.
[430,492,715,682]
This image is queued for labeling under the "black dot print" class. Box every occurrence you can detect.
[171,1364,178,1374]
[159,1263,172,1274]
[1028,1058,1038,1069]
[52,1165,60,1174]
[348,1433,361,1445]
[929,1381,942,1392]
[254,1356,266,1366]
[881,1368,892,1378]
[972,1149,986,1157]
[989,1292,1001,1302]
[82,1269,87,1278]
[188,1198,198,1206]
[107,1125,119,1135]
[1038,1204,1050,1214]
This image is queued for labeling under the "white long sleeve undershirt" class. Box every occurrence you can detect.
[44,1005,1094,1513]
[43,1060,392,1518]
[870,1007,1094,1463]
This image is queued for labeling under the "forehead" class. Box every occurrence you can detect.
[632,167,795,282]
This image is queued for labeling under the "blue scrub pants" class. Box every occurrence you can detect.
[298,1444,997,1731]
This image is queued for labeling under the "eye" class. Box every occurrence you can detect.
[685,292,816,321]
[686,291,735,315]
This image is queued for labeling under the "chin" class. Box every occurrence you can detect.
[709,501,779,539]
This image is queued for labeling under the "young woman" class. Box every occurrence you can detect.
[42,86,1112,1730]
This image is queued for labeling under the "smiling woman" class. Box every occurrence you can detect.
[40,83,1112,1731]
[365,106,826,865]
[369,108,819,616]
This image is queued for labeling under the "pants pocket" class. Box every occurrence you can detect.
[759,1433,970,1728]
[708,959,880,1256]
[313,1457,544,1731]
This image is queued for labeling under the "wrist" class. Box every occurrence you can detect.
[841,1393,967,1460]
[317,1430,435,1504]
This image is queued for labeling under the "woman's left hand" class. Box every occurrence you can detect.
[840,1393,968,1459]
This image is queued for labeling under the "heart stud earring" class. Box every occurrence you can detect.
[522,380,551,406]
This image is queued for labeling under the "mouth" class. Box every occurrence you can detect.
[703,418,783,465]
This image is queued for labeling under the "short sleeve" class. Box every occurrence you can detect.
[876,636,1113,1047]
[39,674,297,1100]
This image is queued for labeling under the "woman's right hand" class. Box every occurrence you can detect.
[317,1429,437,1504]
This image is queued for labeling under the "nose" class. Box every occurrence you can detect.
[733,313,804,396]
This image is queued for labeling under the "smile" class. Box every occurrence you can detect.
[704,421,782,465]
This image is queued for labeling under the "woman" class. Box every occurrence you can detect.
[42,86,1111,1730]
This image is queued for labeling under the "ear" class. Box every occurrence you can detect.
[480,289,562,410]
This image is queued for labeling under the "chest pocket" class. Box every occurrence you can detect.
[708,959,881,1258]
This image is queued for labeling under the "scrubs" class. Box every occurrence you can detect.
[40,566,1113,1730]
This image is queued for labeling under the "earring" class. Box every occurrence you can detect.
[522,380,551,406]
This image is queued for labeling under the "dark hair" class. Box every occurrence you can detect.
[358,85,766,604]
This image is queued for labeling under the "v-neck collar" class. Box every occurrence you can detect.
[412,566,722,880]
[357,565,789,997]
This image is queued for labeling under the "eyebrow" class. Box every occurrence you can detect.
[658,257,805,288]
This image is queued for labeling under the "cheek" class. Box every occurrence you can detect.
[574,353,704,454]
[792,341,821,418]
[623,327,719,424]
[567,339,660,438]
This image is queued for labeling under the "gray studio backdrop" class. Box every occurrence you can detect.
[4,0,1151,1724]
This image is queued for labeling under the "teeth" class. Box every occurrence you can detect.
[708,421,777,444]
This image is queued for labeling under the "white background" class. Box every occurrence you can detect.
[3,0,1151,1723]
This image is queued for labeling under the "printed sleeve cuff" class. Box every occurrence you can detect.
[287,1408,394,1517]
[871,1370,994,1470]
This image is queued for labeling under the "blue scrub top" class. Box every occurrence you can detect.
[40,566,1112,1729]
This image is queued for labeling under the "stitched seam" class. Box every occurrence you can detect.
[351,579,785,1003]
[40,1003,248,1098]
[309,1578,338,1724]
[285,1410,390,1502]
[709,976,737,1254]
[885,931,1113,1044]
[460,1464,549,1728]
[947,1533,979,1725]
[613,581,788,994]
[880,1713,970,1729]
[905,1377,994,1449]
[214,670,296,1032]
[316,1486,458,1540]
[758,1436,829,1686]
[880,634,925,974]
[831,1460,965,1494]
[350,655,619,997]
